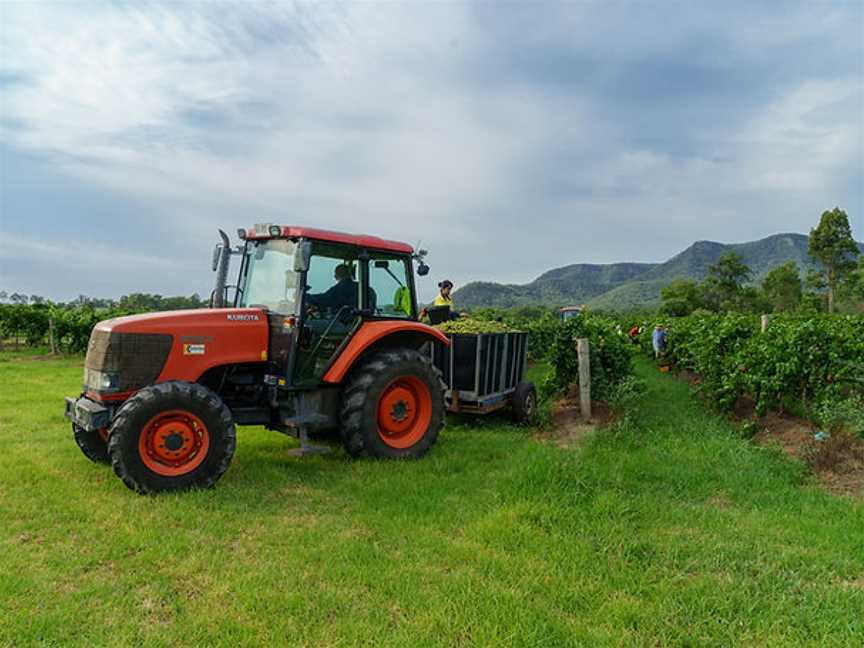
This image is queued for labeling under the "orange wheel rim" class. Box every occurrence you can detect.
[138,410,210,477]
[377,376,432,449]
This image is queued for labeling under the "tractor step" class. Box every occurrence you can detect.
[286,427,331,457]
[286,445,331,456]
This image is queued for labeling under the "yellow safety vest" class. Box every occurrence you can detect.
[434,294,453,307]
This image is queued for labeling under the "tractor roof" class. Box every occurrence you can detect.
[246,225,413,254]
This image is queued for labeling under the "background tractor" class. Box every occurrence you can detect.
[65,225,448,494]
[559,305,585,321]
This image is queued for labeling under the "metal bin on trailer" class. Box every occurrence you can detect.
[428,331,537,424]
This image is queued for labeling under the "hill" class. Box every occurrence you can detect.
[454,233,863,311]
[453,263,657,309]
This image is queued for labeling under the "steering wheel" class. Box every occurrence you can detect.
[305,302,323,319]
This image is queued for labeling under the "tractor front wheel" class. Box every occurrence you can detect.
[73,423,110,464]
[107,382,236,494]
[340,348,444,459]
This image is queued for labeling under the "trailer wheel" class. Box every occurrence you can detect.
[107,382,236,494]
[72,424,110,464]
[340,348,444,459]
[511,381,537,425]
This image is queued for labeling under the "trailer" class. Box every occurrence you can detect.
[428,331,537,424]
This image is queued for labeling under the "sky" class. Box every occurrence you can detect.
[1,1,862,302]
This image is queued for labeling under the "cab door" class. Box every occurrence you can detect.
[293,242,362,386]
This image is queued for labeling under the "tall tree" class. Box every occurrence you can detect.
[838,257,864,312]
[739,286,772,314]
[852,257,864,301]
[808,207,859,313]
[761,262,802,312]
[660,279,704,316]
[704,252,751,310]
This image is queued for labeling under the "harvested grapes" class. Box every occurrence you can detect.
[435,318,520,334]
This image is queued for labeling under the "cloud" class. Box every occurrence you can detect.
[0,231,203,299]
[0,1,861,300]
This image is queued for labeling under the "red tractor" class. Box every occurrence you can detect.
[65,225,449,494]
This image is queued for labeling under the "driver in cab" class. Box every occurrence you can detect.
[307,264,358,312]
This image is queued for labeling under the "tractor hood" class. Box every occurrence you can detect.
[97,308,267,337]
[85,308,270,399]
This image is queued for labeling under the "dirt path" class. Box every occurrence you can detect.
[654,361,864,498]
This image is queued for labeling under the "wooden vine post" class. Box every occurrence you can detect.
[761,314,770,333]
[577,338,591,419]
[48,318,58,355]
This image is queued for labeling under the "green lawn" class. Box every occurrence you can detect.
[1,352,862,647]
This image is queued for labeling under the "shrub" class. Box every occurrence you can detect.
[636,313,864,416]
[813,395,864,439]
[547,315,633,401]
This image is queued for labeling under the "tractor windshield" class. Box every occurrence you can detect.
[237,239,300,315]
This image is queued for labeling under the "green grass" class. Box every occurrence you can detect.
[1,352,862,647]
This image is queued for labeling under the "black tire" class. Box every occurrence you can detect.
[340,347,444,459]
[511,381,538,425]
[107,382,236,494]
[73,424,109,464]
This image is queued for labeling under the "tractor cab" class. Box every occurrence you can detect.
[218,225,428,388]
[559,305,585,322]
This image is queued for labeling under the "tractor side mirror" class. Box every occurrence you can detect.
[294,241,312,272]
[211,244,223,272]
[417,262,430,277]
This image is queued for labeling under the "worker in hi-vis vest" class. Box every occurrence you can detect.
[434,280,454,307]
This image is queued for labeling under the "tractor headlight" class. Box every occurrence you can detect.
[84,368,121,392]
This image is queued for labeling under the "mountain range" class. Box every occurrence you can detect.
[453,233,864,311]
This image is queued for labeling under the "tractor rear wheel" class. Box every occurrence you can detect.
[107,382,236,494]
[73,423,109,464]
[340,348,444,459]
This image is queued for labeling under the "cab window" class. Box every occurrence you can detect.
[305,245,360,314]
[239,239,299,315]
[367,254,413,318]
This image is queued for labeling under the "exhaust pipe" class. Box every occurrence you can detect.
[212,229,231,308]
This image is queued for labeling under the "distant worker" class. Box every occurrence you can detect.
[420,279,459,322]
[652,324,668,359]
[434,280,454,307]
[628,325,640,344]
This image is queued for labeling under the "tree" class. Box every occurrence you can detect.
[837,257,864,312]
[739,286,772,314]
[761,262,802,312]
[800,269,828,312]
[660,279,704,316]
[703,252,751,311]
[851,257,864,301]
[808,207,859,313]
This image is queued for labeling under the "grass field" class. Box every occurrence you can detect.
[1,351,863,647]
